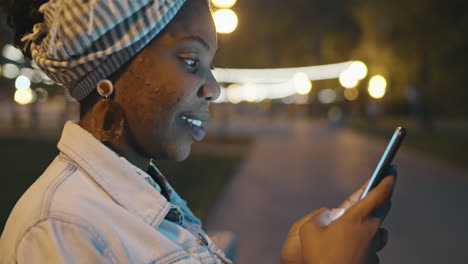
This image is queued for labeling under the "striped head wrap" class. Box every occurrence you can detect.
[21,0,187,101]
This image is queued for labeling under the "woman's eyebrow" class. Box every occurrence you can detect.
[179,35,212,52]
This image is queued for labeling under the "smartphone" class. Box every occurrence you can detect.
[360,127,406,199]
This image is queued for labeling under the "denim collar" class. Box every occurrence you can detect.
[57,121,171,228]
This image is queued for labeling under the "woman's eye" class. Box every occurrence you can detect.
[182,58,199,69]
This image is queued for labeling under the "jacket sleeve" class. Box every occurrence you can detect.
[16,218,111,264]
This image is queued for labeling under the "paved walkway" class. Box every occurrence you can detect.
[206,120,468,264]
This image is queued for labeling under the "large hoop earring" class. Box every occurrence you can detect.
[91,79,125,142]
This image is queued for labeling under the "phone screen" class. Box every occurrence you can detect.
[360,127,406,199]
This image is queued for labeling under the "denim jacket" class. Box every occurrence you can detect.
[0,121,231,264]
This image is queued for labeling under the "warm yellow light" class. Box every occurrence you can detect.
[339,69,359,88]
[368,75,387,99]
[293,72,312,95]
[14,87,36,104]
[344,88,359,101]
[243,83,266,103]
[213,9,238,34]
[227,84,241,104]
[349,61,368,80]
[211,0,237,8]
[244,86,257,103]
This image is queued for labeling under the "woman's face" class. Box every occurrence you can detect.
[113,0,219,161]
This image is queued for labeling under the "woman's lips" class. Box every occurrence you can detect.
[179,113,207,141]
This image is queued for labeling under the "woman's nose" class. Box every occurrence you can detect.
[198,71,220,102]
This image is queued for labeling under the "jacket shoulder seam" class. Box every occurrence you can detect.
[41,160,77,217]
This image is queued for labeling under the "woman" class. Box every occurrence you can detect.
[0,0,396,263]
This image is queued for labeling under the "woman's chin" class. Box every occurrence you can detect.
[149,142,192,162]
[174,148,191,162]
[165,144,192,162]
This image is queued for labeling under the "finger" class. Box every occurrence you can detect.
[386,164,398,179]
[372,199,392,220]
[339,180,370,210]
[365,252,380,264]
[291,208,329,231]
[382,163,397,185]
[349,175,395,218]
[307,207,344,228]
[340,165,397,211]
[376,228,388,252]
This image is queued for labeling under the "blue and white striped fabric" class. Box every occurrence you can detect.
[21,0,187,101]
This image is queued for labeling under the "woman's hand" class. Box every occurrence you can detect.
[280,168,396,264]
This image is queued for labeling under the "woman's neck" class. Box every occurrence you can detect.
[79,112,151,172]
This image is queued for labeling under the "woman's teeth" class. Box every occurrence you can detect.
[180,115,202,127]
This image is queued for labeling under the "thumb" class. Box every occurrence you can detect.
[310,207,345,228]
[349,175,395,218]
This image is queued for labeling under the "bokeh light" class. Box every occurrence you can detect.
[213,9,238,34]
[368,75,387,99]
[212,61,353,83]
[328,106,343,122]
[293,94,309,104]
[227,84,242,104]
[2,63,20,79]
[344,87,359,101]
[2,44,24,63]
[15,75,31,90]
[19,68,35,80]
[339,69,359,88]
[349,61,368,80]
[14,88,36,105]
[39,71,54,85]
[34,88,49,103]
[211,0,237,8]
[214,87,228,103]
[243,84,259,103]
[31,69,44,83]
[293,72,312,95]
[318,89,337,104]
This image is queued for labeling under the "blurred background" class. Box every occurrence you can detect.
[1,0,467,263]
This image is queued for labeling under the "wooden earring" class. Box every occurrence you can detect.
[91,79,125,142]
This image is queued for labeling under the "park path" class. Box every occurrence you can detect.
[205,120,468,264]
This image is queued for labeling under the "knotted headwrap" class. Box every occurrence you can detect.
[21,0,187,101]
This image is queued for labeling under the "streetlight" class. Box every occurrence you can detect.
[2,63,19,79]
[349,61,368,80]
[2,44,24,63]
[293,72,312,95]
[15,75,31,90]
[368,75,387,99]
[211,0,237,8]
[14,88,36,105]
[213,9,238,34]
[339,69,359,88]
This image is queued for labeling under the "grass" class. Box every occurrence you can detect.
[347,117,468,169]
[0,136,249,233]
